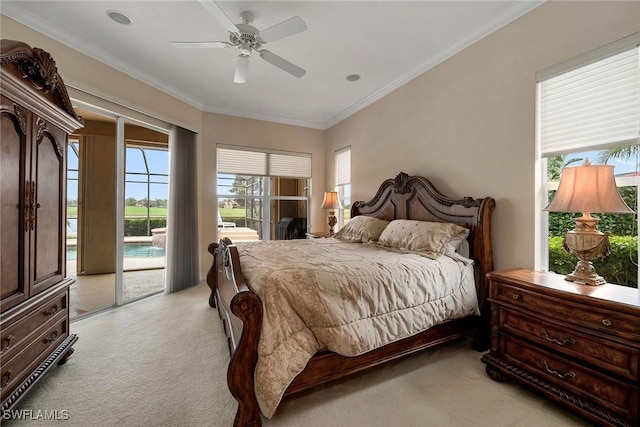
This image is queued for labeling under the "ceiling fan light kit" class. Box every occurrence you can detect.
[172,0,307,83]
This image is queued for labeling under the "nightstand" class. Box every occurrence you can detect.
[481,268,639,427]
[306,232,330,239]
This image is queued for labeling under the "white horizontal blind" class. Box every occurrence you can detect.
[217,147,267,175]
[336,147,351,185]
[217,146,311,178]
[270,153,311,178]
[539,42,639,156]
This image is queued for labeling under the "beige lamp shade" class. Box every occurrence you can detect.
[545,159,633,286]
[320,191,343,210]
[545,160,633,214]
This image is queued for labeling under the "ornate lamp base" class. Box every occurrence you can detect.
[565,260,606,286]
[327,210,337,236]
[562,214,611,286]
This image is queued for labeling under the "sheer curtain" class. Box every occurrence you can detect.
[165,126,199,293]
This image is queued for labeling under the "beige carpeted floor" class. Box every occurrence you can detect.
[5,283,591,427]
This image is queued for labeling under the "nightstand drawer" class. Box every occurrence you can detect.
[500,308,639,381]
[502,335,639,421]
[492,281,640,341]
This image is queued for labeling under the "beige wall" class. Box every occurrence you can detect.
[325,1,640,271]
[78,135,116,274]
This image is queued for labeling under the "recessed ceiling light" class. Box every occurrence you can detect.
[107,10,132,25]
[346,74,361,82]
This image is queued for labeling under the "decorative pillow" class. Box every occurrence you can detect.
[333,215,390,243]
[378,219,469,259]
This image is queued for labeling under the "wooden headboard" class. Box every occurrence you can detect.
[351,172,496,346]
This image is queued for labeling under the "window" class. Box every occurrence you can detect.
[536,33,639,288]
[124,145,169,237]
[335,146,351,229]
[66,140,79,239]
[216,146,311,240]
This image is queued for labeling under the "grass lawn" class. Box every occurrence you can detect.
[67,206,168,217]
[219,208,246,218]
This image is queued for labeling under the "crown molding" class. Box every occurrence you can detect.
[3,1,545,131]
[202,103,326,130]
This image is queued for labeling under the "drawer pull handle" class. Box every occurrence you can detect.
[44,304,59,316]
[43,331,58,344]
[602,319,612,327]
[540,328,575,346]
[1,335,14,353]
[540,359,575,380]
[512,294,520,300]
[1,370,12,389]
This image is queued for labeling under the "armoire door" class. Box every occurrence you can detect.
[30,116,67,296]
[0,96,29,312]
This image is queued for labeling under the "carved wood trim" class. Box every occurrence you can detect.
[0,334,77,412]
[228,291,263,427]
[481,354,633,427]
[1,40,83,126]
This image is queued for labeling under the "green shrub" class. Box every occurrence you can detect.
[124,218,167,237]
[549,235,637,288]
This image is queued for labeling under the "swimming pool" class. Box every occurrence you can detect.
[66,244,165,260]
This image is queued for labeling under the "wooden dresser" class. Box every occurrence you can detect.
[1,40,82,411]
[481,268,640,427]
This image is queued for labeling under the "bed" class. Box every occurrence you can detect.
[207,172,495,427]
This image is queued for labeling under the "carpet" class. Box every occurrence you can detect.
[4,283,590,427]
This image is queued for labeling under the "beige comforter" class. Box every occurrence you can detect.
[234,238,479,418]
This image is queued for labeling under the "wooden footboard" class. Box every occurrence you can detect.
[208,238,263,426]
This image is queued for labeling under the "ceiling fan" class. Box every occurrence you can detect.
[172,0,307,83]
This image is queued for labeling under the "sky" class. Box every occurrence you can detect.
[67,146,169,201]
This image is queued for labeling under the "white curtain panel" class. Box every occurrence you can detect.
[166,126,199,293]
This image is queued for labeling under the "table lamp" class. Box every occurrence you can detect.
[320,191,343,236]
[545,159,634,285]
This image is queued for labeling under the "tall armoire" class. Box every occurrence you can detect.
[1,40,82,411]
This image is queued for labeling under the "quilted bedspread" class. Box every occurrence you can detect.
[234,238,479,418]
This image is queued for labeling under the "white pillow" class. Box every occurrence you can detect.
[378,219,469,259]
[333,215,390,243]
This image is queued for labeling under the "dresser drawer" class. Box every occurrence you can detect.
[492,280,640,341]
[0,291,67,361]
[500,307,640,382]
[502,335,639,420]
[0,318,68,402]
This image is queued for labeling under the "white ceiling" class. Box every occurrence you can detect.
[2,1,543,129]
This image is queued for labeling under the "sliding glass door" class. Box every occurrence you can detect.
[121,127,168,303]
[67,105,169,318]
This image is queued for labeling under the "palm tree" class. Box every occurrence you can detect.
[547,155,583,181]
[597,144,639,167]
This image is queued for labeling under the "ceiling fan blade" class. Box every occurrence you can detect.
[198,0,238,34]
[259,16,307,43]
[234,55,250,84]
[171,41,229,48]
[259,50,305,78]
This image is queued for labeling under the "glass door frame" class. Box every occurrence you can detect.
[71,101,170,307]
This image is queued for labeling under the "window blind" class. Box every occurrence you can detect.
[539,39,639,157]
[217,146,311,178]
[336,147,351,185]
[270,153,311,178]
